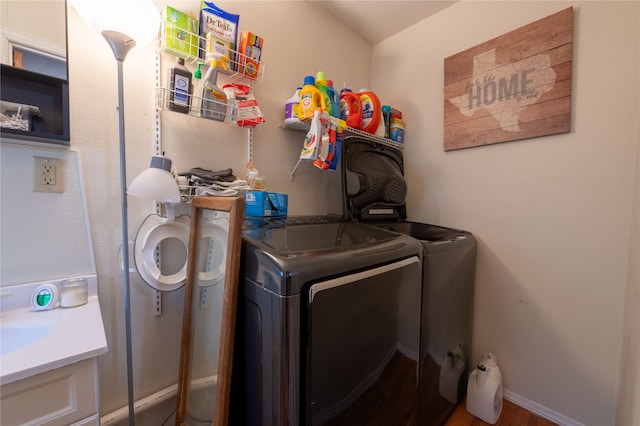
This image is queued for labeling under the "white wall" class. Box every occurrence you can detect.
[372,1,639,425]
[0,143,95,285]
[0,1,66,46]
[617,35,640,424]
[618,6,640,422]
[67,0,372,416]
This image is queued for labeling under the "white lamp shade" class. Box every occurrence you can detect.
[70,0,160,48]
[128,157,180,203]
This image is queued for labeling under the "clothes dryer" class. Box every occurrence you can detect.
[341,136,478,424]
[231,218,423,426]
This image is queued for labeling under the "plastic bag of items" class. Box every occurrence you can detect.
[0,101,41,131]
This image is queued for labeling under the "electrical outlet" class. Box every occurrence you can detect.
[33,157,64,193]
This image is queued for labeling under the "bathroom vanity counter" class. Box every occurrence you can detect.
[0,274,107,385]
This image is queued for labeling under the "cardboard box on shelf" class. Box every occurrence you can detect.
[245,191,288,217]
[238,31,263,79]
[163,6,199,58]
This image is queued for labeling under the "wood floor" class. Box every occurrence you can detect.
[318,351,556,426]
[323,351,418,426]
[446,398,558,426]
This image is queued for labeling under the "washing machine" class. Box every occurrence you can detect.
[341,136,477,425]
[231,217,424,426]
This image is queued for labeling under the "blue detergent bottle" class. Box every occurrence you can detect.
[325,79,340,118]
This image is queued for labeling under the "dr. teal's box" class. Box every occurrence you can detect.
[199,1,240,68]
[163,6,199,58]
[245,191,288,217]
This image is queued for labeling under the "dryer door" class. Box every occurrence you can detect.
[306,256,421,426]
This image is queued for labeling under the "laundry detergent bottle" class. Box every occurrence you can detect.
[439,343,467,404]
[339,82,363,128]
[298,75,326,122]
[315,72,340,118]
[339,82,352,121]
[466,353,503,424]
[358,89,381,134]
[340,84,363,129]
[325,79,341,118]
[315,71,332,116]
[284,87,301,126]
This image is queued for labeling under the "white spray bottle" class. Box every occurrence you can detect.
[202,57,228,121]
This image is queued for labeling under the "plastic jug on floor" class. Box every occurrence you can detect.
[466,352,503,424]
[439,342,467,404]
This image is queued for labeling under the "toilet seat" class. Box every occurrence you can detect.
[134,214,191,291]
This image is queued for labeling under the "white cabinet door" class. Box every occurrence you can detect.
[1,358,98,426]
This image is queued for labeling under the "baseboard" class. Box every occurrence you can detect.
[503,389,587,426]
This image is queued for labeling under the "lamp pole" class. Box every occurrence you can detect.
[103,30,136,426]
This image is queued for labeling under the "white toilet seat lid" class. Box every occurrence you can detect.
[134,214,191,291]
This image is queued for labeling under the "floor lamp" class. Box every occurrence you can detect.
[69,1,160,424]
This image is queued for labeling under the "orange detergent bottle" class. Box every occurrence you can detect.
[340,90,363,129]
[358,89,381,134]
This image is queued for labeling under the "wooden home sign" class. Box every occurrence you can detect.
[444,7,573,151]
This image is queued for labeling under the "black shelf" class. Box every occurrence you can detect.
[1,64,70,144]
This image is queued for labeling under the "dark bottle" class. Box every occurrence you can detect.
[168,57,192,114]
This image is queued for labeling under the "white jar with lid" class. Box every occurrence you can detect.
[60,277,88,308]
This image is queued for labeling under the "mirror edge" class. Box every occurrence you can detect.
[176,196,245,426]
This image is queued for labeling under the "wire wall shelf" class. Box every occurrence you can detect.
[155,87,264,128]
[158,21,265,84]
[283,118,404,151]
